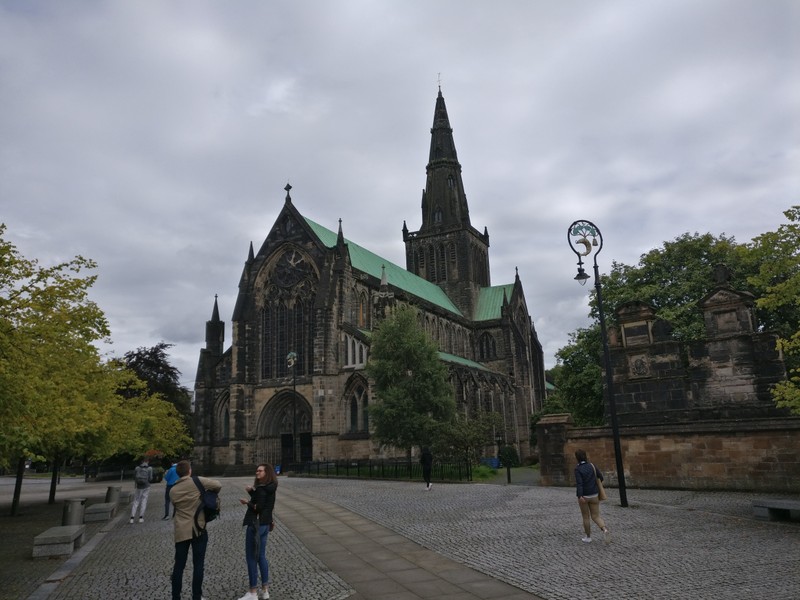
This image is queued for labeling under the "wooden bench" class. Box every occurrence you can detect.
[32,525,86,558]
[84,502,117,522]
[752,498,800,522]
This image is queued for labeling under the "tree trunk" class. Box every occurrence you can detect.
[10,456,25,516]
[48,455,59,504]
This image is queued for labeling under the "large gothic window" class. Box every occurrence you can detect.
[261,248,316,380]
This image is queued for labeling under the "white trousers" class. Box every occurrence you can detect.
[131,486,151,518]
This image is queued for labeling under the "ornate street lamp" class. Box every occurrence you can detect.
[567,220,629,507]
[287,351,298,463]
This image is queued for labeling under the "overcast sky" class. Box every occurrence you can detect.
[2,0,798,389]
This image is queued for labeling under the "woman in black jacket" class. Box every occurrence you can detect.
[574,449,610,544]
[237,464,278,600]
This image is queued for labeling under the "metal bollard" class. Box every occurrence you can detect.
[62,498,87,526]
[105,486,121,504]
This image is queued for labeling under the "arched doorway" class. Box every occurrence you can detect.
[255,390,312,467]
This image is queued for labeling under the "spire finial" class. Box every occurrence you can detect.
[284,183,292,203]
[437,72,441,92]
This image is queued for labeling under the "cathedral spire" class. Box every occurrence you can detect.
[421,89,471,231]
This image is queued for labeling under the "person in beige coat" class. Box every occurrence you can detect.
[169,460,222,600]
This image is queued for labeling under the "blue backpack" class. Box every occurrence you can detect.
[191,476,220,528]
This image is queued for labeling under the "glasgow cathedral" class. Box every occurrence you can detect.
[193,90,547,473]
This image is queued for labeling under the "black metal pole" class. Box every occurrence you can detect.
[292,366,297,463]
[593,258,629,507]
[568,219,628,508]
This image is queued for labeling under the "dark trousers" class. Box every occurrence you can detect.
[164,484,174,517]
[172,530,208,600]
[423,466,432,486]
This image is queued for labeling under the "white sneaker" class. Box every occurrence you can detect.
[603,528,611,544]
[238,592,258,600]
[260,588,270,600]
[138,516,143,523]
[581,536,592,543]
[129,517,134,524]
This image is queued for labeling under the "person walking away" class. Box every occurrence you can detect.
[130,458,153,524]
[163,460,179,519]
[169,460,222,600]
[420,447,433,491]
[237,463,278,600]
[574,448,610,543]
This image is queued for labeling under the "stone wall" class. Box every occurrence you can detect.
[538,416,800,493]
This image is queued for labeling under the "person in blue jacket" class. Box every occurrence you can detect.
[574,449,610,543]
[162,460,179,520]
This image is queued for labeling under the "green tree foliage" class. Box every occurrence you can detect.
[436,411,502,465]
[123,342,192,421]
[543,327,605,426]
[597,232,747,341]
[743,206,800,414]
[365,305,455,453]
[0,225,191,512]
[0,224,111,471]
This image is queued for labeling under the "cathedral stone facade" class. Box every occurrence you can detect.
[193,91,547,474]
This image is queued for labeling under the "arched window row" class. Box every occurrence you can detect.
[343,334,368,368]
[414,241,456,284]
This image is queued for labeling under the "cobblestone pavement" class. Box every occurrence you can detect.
[285,478,800,600]
[2,475,799,600]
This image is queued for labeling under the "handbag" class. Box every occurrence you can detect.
[592,463,608,501]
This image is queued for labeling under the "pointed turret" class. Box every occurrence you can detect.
[205,295,224,357]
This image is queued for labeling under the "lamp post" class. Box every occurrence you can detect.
[287,351,298,464]
[567,220,628,507]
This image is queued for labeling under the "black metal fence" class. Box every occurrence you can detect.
[279,459,472,482]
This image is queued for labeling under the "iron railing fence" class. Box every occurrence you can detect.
[279,459,473,482]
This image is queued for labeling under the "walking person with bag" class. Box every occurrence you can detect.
[169,460,222,600]
[574,448,610,544]
[237,463,278,600]
[129,458,153,524]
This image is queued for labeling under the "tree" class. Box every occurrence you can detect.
[0,225,191,514]
[437,411,502,465]
[546,326,605,426]
[0,224,113,512]
[744,206,800,414]
[365,305,455,453]
[122,342,192,421]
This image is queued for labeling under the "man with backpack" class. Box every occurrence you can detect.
[129,458,153,524]
[169,460,222,600]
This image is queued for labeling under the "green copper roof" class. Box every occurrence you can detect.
[438,351,494,372]
[474,284,514,321]
[304,217,463,316]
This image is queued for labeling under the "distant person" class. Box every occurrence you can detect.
[129,458,153,524]
[237,463,278,600]
[163,459,179,520]
[169,460,222,600]
[574,448,610,543]
[420,447,433,491]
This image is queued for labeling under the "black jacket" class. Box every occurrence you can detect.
[575,461,603,497]
[242,481,277,527]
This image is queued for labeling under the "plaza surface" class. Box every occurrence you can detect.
[1,473,798,600]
